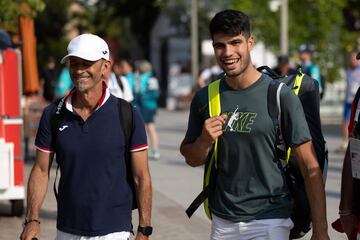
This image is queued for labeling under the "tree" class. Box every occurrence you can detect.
[82,0,161,60]
[0,0,45,33]
[34,0,72,66]
[231,0,359,82]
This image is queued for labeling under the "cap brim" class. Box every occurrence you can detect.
[60,51,103,64]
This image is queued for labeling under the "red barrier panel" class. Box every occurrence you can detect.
[1,49,20,117]
[0,49,24,187]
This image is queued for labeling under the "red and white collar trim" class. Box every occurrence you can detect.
[64,81,110,112]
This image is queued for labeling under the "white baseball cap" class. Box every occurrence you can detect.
[60,33,110,64]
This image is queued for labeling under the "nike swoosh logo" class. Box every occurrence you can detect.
[59,125,69,131]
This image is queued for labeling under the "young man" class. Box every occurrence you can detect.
[180,10,329,239]
[20,34,152,240]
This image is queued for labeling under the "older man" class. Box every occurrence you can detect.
[20,34,152,240]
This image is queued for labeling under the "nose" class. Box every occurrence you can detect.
[223,45,233,57]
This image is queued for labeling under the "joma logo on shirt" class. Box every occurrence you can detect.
[224,112,257,133]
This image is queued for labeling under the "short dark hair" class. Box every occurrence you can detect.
[209,9,251,40]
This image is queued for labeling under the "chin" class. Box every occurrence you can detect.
[76,84,88,92]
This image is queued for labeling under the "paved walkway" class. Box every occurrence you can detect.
[0,108,348,239]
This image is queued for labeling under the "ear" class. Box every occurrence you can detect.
[247,35,254,50]
[101,60,112,74]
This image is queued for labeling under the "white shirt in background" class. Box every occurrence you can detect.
[107,72,134,102]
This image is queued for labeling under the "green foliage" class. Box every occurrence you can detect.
[0,0,19,32]
[34,0,72,69]
[231,0,359,82]
[0,0,45,32]
[55,0,161,59]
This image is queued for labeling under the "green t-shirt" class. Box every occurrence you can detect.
[184,74,311,222]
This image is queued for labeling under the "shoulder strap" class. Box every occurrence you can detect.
[50,97,66,138]
[51,97,66,202]
[281,73,305,162]
[185,79,221,219]
[115,74,124,91]
[292,73,305,96]
[268,80,287,167]
[117,98,133,143]
[257,65,282,79]
[208,79,221,117]
[117,98,137,209]
[208,79,221,168]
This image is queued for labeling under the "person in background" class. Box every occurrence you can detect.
[336,51,360,154]
[119,58,136,92]
[336,51,360,240]
[180,9,329,240]
[132,60,160,161]
[298,44,324,98]
[335,52,360,153]
[55,67,73,99]
[40,56,58,102]
[20,33,152,240]
[273,55,297,76]
[105,56,134,102]
[198,58,222,88]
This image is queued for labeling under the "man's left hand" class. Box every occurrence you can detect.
[135,233,149,240]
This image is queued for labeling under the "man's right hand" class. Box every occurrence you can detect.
[200,113,227,145]
[20,222,40,240]
[340,214,358,240]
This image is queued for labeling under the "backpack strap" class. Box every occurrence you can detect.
[50,97,66,202]
[117,98,136,209]
[283,73,305,160]
[268,80,287,168]
[186,79,221,219]
[208,79,221,167]
[257,65,282,79]
[269,73,305,166]
[292,73,305,96]
[115,74,124,91]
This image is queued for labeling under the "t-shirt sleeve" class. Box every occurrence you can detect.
[184,90,208,143]
[35,105,55,153]
[130,107,148,152]
[280,86,312,147]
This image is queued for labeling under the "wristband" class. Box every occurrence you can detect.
[339,209,353,216]
[23,219,41,227]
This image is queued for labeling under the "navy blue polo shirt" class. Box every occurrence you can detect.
[35,88,148,236]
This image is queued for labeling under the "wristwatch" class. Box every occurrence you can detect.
[137,226,153,236]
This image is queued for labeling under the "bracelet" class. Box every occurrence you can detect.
[339,209,353,216]
[23,219,41,227]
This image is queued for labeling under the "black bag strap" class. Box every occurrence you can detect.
[186,181,212,218]
[267,80,288,168]
[115,74,124,91]
[50,97,66,202]
[116,98,136,209]
[186,148,217,218]
[257,65,282,79]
